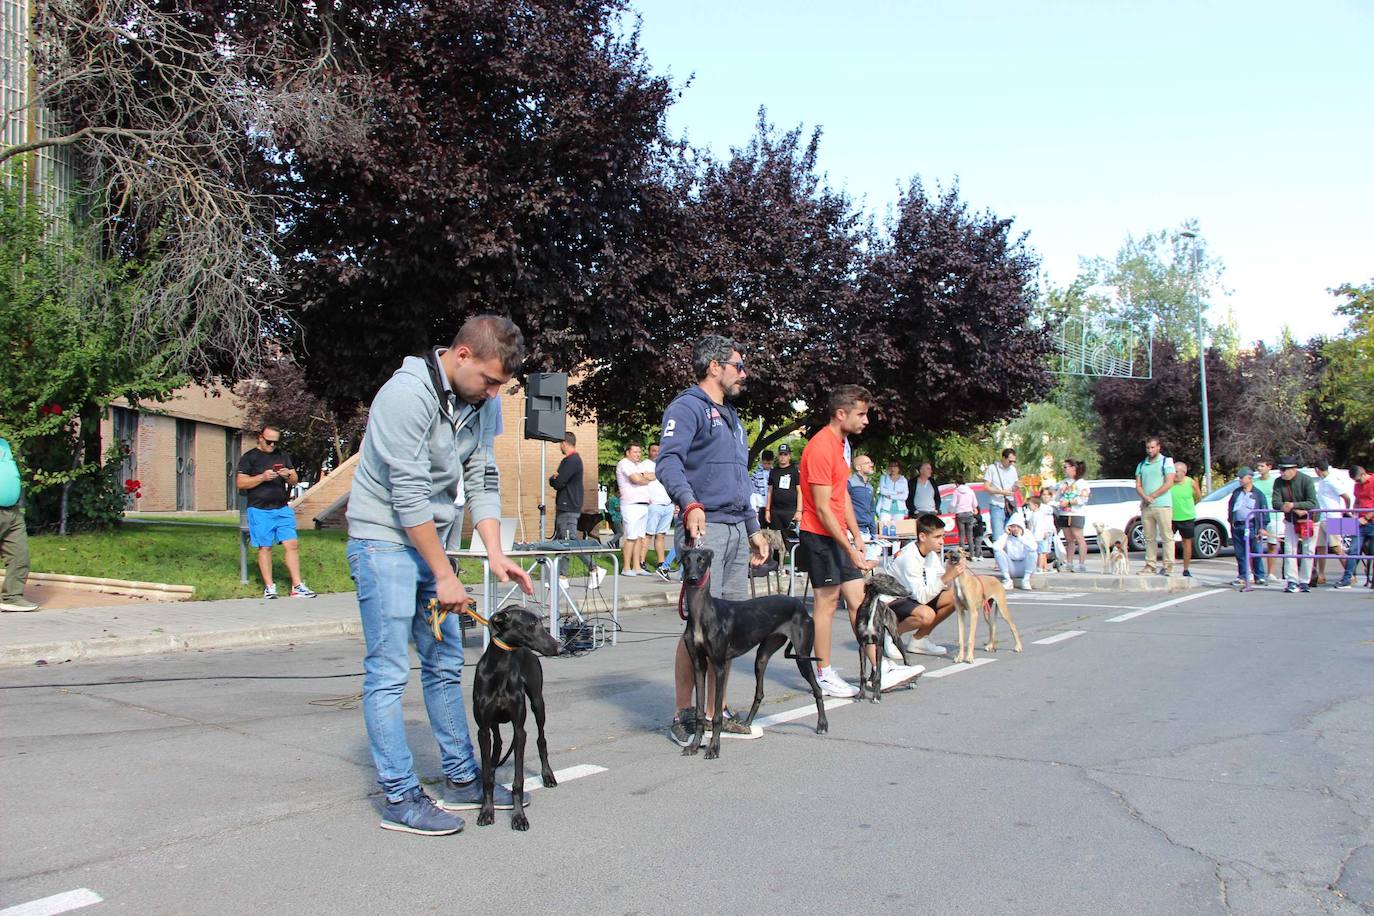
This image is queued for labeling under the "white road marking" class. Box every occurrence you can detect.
[1009,592,1087,600]
[754,697,853,729]
[1105,589,1225,622]
[1013,601,1141,609]
[503,763,607,793]
[1032,629,1087,645]
[0,889,103,916]
[924,658,998,678]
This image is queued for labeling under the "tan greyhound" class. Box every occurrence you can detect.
[945,548,1023,663]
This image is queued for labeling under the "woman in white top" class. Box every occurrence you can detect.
[877,461,909,522]
[1053,458,1091,573]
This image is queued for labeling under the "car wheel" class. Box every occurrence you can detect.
[1127,522,1145,552]
[1193,522,1223,560]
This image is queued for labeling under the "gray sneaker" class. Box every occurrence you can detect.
[380,787,463,836]
[263,583,278,599]
[291,582,318,598]
[438,776,529,811]
[0,597,40,613]
[670,708,698,747]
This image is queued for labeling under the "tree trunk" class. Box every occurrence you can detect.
[58,421,83,536]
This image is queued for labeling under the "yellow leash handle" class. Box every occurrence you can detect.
[423,598,485,642]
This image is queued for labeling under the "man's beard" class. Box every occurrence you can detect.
[724,381,743,402]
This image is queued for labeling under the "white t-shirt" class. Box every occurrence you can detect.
[642,459,671,505]
[1317,471,1354,512]
[891,541,946,606]
[617,457,653,504]
[984,461,1019,497]
[1029,504,1056,540]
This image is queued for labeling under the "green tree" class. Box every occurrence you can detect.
[1004,402,1100,480]
[1319,280,1374,437]
[0,187,182,532]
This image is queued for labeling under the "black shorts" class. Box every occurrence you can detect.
[889,595,937,622]
[799,530,862,588]
[1056,515,1084,530]
[1173,519,1196,538]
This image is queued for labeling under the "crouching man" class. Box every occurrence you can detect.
[885,513,965,658]
[992,518,1038,590]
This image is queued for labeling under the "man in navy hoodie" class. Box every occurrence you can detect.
[655,335,770,746]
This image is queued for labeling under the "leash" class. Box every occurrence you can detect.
[424,598,513,651]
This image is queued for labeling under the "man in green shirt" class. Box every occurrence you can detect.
[1170,461,1203,578]
[1135,436,1176,576]
[0,437,38,613]
[1253,460,1280,581]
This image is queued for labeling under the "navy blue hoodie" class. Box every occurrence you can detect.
[655,386,760,535]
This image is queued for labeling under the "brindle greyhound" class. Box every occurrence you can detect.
[678,546,828,759]
[946,548,1023,663]
[854,572,916,702]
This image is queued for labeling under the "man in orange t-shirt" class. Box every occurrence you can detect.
[799,385,923,697]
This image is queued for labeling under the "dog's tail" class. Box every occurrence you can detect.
[784,641,821,664]
[495,728,516,769]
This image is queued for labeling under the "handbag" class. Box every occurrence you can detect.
[1294,516,1315,539]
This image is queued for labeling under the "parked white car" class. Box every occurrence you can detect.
[1070,478,1142,548]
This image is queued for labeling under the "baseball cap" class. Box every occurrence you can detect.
[1236,466,1254,479]
[777,443,791,454]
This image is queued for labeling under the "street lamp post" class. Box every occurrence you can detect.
[1180,230,1212,493]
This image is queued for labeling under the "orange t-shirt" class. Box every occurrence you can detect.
[799,426,849,537]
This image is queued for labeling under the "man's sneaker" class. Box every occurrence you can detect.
[908,636,947,657]
[587,567,606,589]
[1240,582,1254,592]
[1334,579,1353,590]
[1137,567,1157,576]
[1284,582,1300,593]
[1074,564,1087,573]
[291,582,317,598]
[1000,577,1013,589]
[1299,583,1311,593]
[1020,574,1033,591]
[880,660,926,691]
[0,597,40,612]
[438,776,527,812]
[670,708,697,747]
[1255,579,1268,587]
[1230,577,1246,587]
[380,787,463,836]
[720,707,754,735]
[816,666,859,698]
[263,583,279,599]
[654,565,670,581]
[1182,569,1192,578]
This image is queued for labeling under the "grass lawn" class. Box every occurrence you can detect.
[28,523,636,601]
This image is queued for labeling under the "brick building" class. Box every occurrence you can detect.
[106,383,599,539]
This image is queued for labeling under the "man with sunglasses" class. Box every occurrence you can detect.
[656,335,771,745]
[236,425,316,599]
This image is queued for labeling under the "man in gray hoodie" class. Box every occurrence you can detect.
[346,314,533,836]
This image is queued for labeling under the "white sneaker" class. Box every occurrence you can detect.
[1001,577,1013,589]
[1020,574,1033,591]
[816,666,858,698]
[908,636,947,657]
[880,660,926,690]
[587,567,606,589]
[883,634,905,661]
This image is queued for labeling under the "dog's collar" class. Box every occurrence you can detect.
[459,603,514,651]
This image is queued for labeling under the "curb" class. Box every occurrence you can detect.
[28,572,195,601]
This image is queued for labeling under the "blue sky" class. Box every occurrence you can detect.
[627,0,1372,342]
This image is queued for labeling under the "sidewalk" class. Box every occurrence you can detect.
[0,558,1210,668]
[0,569,690,668]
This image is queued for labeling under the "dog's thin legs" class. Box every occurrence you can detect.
[476,724,496,827]
[984,600,998,653]
[510,706,529,831]
[526,673,556,788]
[795,622,829,734]
[704,659,731,760]
[685,654,708,757]
[745,633,788,725]
[995,597,1023,652]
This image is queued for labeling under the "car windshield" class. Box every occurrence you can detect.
[1201,480,1240,502]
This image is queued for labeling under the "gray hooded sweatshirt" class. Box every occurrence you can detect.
[347,355,502,548]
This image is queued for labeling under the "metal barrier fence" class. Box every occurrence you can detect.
[1240,506,1374,582]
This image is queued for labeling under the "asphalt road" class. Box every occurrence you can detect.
[2,585,1371,915]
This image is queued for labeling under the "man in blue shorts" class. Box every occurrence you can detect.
[236,426,316,599]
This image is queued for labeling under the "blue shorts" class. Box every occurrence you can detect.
[247,505,298,548]
[1038,537,1054,554]
[645,503,673,536]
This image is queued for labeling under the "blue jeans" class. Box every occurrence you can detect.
[988,502,1008,545]
[1341,521,1374,583]
[1233,521,1265,581]
[347,537,477,800]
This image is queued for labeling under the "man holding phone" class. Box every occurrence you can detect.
[236,425,316,599]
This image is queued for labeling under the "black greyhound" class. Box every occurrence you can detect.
[472,604,561,831]
[679,547,828,759]
[854,572,916,702]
